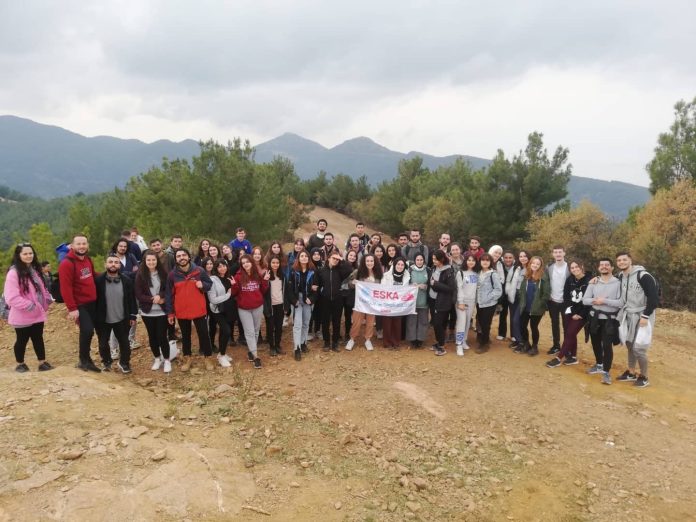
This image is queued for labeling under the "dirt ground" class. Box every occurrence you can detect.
[1,208,695,522]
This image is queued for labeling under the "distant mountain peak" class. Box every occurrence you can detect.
[330,136,392,155]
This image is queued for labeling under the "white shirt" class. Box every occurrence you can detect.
[550,262,567,303]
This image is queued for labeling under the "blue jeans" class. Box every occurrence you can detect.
[292,301,313,347]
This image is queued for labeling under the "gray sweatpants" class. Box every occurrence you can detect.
[239,306,264,357]
[625,312,654,377]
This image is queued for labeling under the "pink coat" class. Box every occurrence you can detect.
[3,267,53,327]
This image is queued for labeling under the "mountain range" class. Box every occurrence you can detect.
[0,115,650,218]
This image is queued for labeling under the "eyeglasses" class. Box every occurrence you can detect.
[17,242,32,248]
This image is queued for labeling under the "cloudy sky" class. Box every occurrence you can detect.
[1,1,694,187]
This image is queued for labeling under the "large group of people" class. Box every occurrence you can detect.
[2,220,659,388]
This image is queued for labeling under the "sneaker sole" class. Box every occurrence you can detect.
[563,360,579,366]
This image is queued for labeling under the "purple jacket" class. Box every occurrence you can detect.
[3,267,53,327]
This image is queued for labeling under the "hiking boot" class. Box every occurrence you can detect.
[253,357,262,369]
[547,346,560,355]
[294,347,302,361]
[247,351,254,362]
[180,356,192,372]
[15,363,30,373]
[456,344,464,357]
[586,364,604,375]
[617,370,637,382]
[204,357,214,371]
[563,356,579,366]
[365,340,374,351]
[345,339,355,351]
[151,357,163,371]
[527,344,539,357]
[163,360,172,373]
[117,362,132,374]
[634,375,650,388]
[38,361,54,372]
[435,346,446,356]
[546,357,562,368]
[601,372,612,385]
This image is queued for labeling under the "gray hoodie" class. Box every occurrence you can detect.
[582,276,623,319]
[477,270,503,308]
[618,265,658,346]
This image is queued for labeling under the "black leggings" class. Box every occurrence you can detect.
[212,312,232,356]
[178,316,212,356]
[520,310,542,346]
[432,308,449,347]
[14,322,46,363]
[590,318,614,371]
[476,304,497,346]
[142,315,170,359]
[342,297,354,339]
[77,302,97,363]
[266,304,284,348]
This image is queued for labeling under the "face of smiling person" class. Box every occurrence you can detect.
[145,254,158,271]
[19,247,34,265]
[117,241,128,255]
[176,250,190,268]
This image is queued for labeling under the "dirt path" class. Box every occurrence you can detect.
[1,209,695,521]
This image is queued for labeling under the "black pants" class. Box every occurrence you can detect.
[342,295,354,339]
[497,298,509,338]
[230,299,245,342]
[520,310,542,346]
[77,302,97,363]
[447,303,457,331]
[212,312,232,356]
[590,318,614,371]
[142,315,170,359]
[547,300,565,349]
[321,297,344,344]
[476,305,496,346]
[208,312,218,347]
[96,319,131,365]
[14,322,46,363]
[179,316,212,356]
[266,304,284,348]
[432,308,449,347]
[310,297,323,334]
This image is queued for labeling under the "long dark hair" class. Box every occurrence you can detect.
[136,250,168,288]
[11,243,44,294]
[111,238,129,256]
[197,239,211,260]
[267,255,284,280]
[384,243,401,266]
[357,253,383,282]
[292,250,316,272]
[265,241,287,270]
[238,254,262,285]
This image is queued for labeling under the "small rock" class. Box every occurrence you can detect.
[58,449,84,460]
[290,481,300,488]
[265,445,282,456]
[151,449,167,461]
[214,383,233,395]
[300,461,310,468]
[405,501,421,512]
[334,501,342,510]
[122,426,149,439]
[412,477,428,491]
[220,417,230,423]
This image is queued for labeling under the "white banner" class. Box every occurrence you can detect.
[354,281,418,316]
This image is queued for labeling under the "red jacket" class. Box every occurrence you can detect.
[231,272,268,310]
[165,265,212,320]
[58,250,97,311]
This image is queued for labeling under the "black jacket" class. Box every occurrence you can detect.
[430,266,456,311]
[286,269,319,306]
[563,273,592,320]
[95,273,138,324]
[315,261,353,301]
[263,271,287,317]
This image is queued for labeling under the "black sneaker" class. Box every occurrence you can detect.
[527,345,539,357]
[77,360,102,373]
[563,356,579,366]
[247,351,254,362]
[276,345,286,355]
[117,362,132,374]
[102,361,113,372]
[430,343,438,351]
[15,363,30,373]
[38,361,54,372]
[509,341,519,349]
[547,346,560,355]
[300,343,309,353]
[434,346,446,356]
[294,348,302,361]
[269,347,278,357]
[634,375,650,388]
[331,342,339,352]
[253,357,262,369]
[322,343,330,352]
[513,343,527,354]
[617,370,637,382]
[546,357,561,368]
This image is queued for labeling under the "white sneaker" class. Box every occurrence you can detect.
[456,344,464,357]
[365,340,374,351]
[463,343,470,350]
[151,357,162,370]
[376,330,383,340]
[218,354,231,368]
[496,336,504,341]
[169,340,179,360]
[345,339,355,351]
[282,317,289,327]
[224,354,232,362]
[163,359,172,373]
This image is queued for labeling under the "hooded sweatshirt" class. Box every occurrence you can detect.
[617,265,659,345]
[58,250,97,311]
[582,276,623,319]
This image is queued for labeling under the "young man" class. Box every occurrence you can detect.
[615,252,659,388]
[59,234,101,372]
[40,261,52,289]
[345,233,364,261]
[397,233,409,250]
[229,227,253,255]
[403,229,429,266]
[95,254,138,373]
[149,238,169,272]
[583,258,623,385]
[320,232,340,261]
[165,235,183,270]
[497,251,516,340]
[366,233,382,254]
[463,235,484,260]
[307,219,328,251]
[545,245,569,355]
[130,227,149,254]
[121,229,142,262]
[315,253,353,351]
[438,233,452,256]
[165,248,214,372]
[345,222,370,250]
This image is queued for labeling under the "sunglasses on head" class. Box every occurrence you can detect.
[17,242,32,248]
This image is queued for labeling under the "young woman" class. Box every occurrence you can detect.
[207,244,220,264]
[207,259,236,367]
[284,239,306,327]
[251,246,267,275]
[135,251,172,373]
[406,253,430,348]
[286,250,318,361]
[221,244,236,265]
[110,238,139,279]
[264,256,286,356]
[224,248,245,346]
[201,257,214,277]
[429,250,456,356]
[308,248,324,340]
[516,256,550,356]
[381,257,410,349]
[455,254,479,355]
[3,243,54,372]
[340,249,359,342]
[371,243,387,339]
[264,241,286,271]
[231,255,269,369]
[345,254,383,352]
[384,243,401,269]
[194,239,211,267]
[449,243,465,272]
[546,260,592,368]
[200,256,217,352]
[507,250,530,349]
[475,253,503,353]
